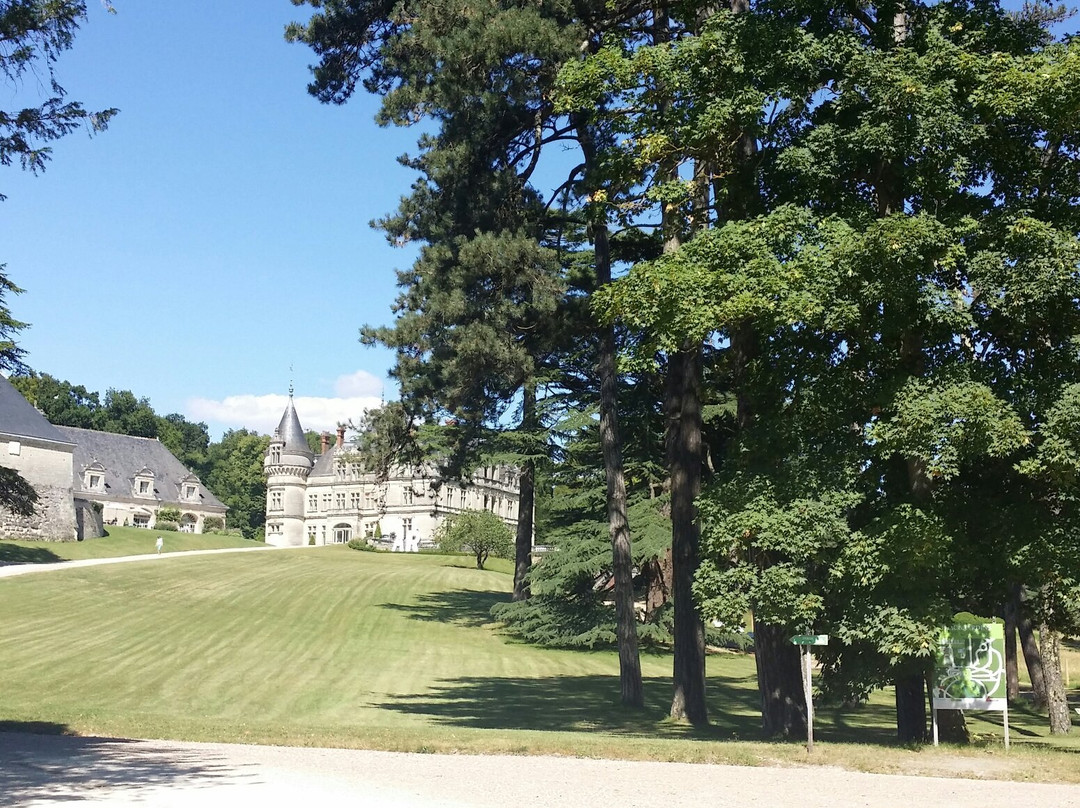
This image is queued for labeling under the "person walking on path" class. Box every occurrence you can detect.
[156,536,164,555]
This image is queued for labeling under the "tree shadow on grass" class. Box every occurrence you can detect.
[381,589,915,746]
[384,674,947,746]
[0,543,62,565]
[381,674,753,739]
[0,722,261,805]
[379,673,919,745]
[380,589,508,628]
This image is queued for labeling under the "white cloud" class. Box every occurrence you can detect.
[188,372,385,437]
[334,369,384,398]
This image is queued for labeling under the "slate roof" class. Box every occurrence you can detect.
[274,395,313,458]
[0,375,74,447]
[57,426,227,511]
[311,444,342,477]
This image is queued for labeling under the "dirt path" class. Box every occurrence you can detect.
[2,732,1078,807]
[0,545,279,578]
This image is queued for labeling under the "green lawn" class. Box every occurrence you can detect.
[0,526,258,563]
[0,545,1077,781]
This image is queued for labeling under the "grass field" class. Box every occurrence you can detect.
[0,526,258,564]
[0,545,1077,782]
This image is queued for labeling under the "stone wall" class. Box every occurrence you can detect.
[0,485,77,541]
[74,498,105,540]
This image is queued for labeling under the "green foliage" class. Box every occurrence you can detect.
[157,412,210,472]
[347,538,386,552]
[202,516,224,532]
[0,0,117,196]
[203,429,270,539]
[0,464,38,516]
[433,509,512,570]
[155,507,181,524]
[0,268,28,374]
[868,373,1030,481]
[155,521,178,532]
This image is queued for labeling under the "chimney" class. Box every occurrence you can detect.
[320,432,330,454]
[336,424,346,449]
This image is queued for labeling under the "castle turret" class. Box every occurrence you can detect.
[263,391,314,546]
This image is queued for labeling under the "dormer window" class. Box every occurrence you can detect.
[83,462,106,493]
[133,467,156,499]
[179,474,200,502]
[270,445,282,464]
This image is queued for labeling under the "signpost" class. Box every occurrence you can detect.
[932,621,1009,749]
[791,634,828,751]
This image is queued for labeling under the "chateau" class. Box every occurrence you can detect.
[262,394,521,549]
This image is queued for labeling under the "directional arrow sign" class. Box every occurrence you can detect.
[791,634,829,646]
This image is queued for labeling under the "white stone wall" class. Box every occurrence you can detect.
[265,468,310,547]
[298,463,521,550]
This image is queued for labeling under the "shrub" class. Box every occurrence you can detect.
[156,521,179,532]
[308,535,316,546]
[348,538,387,552]
[203,516,224,531]
[156,507,182,524]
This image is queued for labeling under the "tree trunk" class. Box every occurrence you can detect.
[1019,606,1048,708]
[754,621,806,737]
[895,671,927,743]
[644,549,672,620]
[599,318,643,708]
[579,115,643,706]
[1004,583,1021,700]
[1040,623,1072,734]
[512,382,537,602]
[937,707,969,744]
[667,346,708,725]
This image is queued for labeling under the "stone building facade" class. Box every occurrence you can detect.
[59,426,227,534]
[0,376,227,540]
[263,394,521,549]
[0,376,77,540]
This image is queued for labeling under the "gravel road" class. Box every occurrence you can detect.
[2,732,1079,808]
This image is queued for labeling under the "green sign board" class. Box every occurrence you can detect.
[791,634,829,646]
[932,622,1006,711]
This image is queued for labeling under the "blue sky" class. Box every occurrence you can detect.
[2,2,1076,440]
[3,2,420,437]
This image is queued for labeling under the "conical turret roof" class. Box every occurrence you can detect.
[272,393,313,466]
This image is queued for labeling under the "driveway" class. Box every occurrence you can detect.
[2,732,1079,807]
[0,545,276,578]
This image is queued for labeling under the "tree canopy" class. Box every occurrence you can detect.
[434,508,514,570]
[290,0,1080,739]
